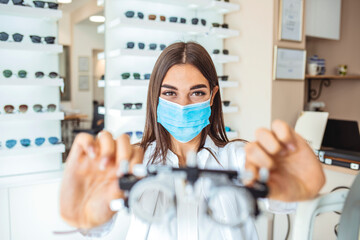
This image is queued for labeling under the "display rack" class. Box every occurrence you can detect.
[0,3,64,176]
[103,0,240,141]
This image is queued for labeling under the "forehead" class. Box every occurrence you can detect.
[162,64,209,88]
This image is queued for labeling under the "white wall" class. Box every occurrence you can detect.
[71,23,104,118]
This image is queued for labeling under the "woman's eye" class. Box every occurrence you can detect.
[191,91,206,96]
[162,91,176,96]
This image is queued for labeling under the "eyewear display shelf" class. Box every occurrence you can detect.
[0,3,64,177]
[103,0,240,142]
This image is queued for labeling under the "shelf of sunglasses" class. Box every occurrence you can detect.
[98,79,149,88]
[0,3,62,20]
[211,54,239,63]
[226,130,238,139]
[222,105,238,113]
[0,112,64,121]
[0,78,64,87]
[106,17,239,39]
[0,41,62,53]
[0,143,65,157]
[218,80,238,88]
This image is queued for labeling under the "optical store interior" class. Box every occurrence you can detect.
[1,0,360,239]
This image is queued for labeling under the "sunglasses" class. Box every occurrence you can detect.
[29,35,56,44]
[3,70,27,78]
[191,18,207,26]
[4,137,60,149]
[213,49,229,55]
[123,103,143,110]
[216,0,230,2]
[125,11,144,19]
[212,23,229,28]
[125,131,144,139]
[3,104,56,114]
[33,1,58,9]
[126,42,147,50]
[218,75,229,81]
[0,0,26,5]
[35,71,59,78]
[222,100,231,107]
[0,32,23,42]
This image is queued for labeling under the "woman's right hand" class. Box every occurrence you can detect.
[59,131,144,229]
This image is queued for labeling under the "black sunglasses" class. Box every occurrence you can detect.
[212,23,229,29]
[191,18,207,26]
[33,1,58,9]
[123,103,143,110]
[35,71,59,79]
[0,0,26,5]
[30,35,56,44]
[125,11,144,19]
[218,75,229,81]
[0,32,23,42]
[213,49,229,55]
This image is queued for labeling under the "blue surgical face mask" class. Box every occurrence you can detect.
[157,94,212,143]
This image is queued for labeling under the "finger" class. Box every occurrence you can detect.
[245,142,274,169]
[96,131,116,171]
[272,119,297,152]
[244,161,258,186]
[67,133,96,163]
[255,128,284,156]
[129,146,144,173]
[115,134,132,176]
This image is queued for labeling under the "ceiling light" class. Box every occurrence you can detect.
[58,0,72,3]
[89,15,105,23]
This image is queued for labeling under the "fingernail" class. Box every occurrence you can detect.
[99,157,108,171]
[88,146,96,159]
[116,160,129,177]
[287,143,296,152]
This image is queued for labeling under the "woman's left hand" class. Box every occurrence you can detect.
[245,119,325,202]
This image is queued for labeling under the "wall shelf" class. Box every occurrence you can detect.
[0,112,64,121]
[223,106,238,113]
[0,41,63,53]
[0,4,62,20]
[0,78,64,87]
[0,144,65,157]
[306,75,360,102]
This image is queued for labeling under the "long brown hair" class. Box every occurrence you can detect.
[139,41,243,165]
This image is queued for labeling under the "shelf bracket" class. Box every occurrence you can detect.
[307,78,331,102]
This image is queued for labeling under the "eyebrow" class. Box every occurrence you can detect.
[161,84,208,90]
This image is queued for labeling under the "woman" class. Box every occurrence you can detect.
[60,42,325,239]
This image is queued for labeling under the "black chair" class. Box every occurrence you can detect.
[73,101,104,136]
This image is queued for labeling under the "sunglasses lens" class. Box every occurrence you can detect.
[180,18,186,24]
[18,70,27,78]
[148,14,156,20]
[201,19,207,26]
[213,49,220,54]
[47,2,58,9]
[49,72,58,78]
[47,104,56,112]
[160,44,166,50]
[149,43,157,50]
[12,0,23,5]
[3,70,12,78]
[223,50,229,55]
[137,12,144,19]
[160,16,166,21]
[144,73,151,80]
[138,42,145,49]
[135,131,143,139]
[212,23,220,27]
[30,35,41,43]
[0,0,10,4]
[126,42,135,49]
[125,132,133,138]
[125,11,135,18]
[135,103,142,109]
[35,71,44,78]
[12,33,23,42]
[191,18,199,25]
[121,73,130,79]
[33,1,45,7]
[133,73,140,79]
[48,137,59,145]
[33,104,43,112]
[123,103,132,110]
[0,32,9,41]
[4,105,14,113]
[20,139,31,147]
[35,137,45,146]
[44,36,55,44]
[222,23,229,28]
[19,104,28,113]
[6,139,17,149]
[169,17,178,23]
